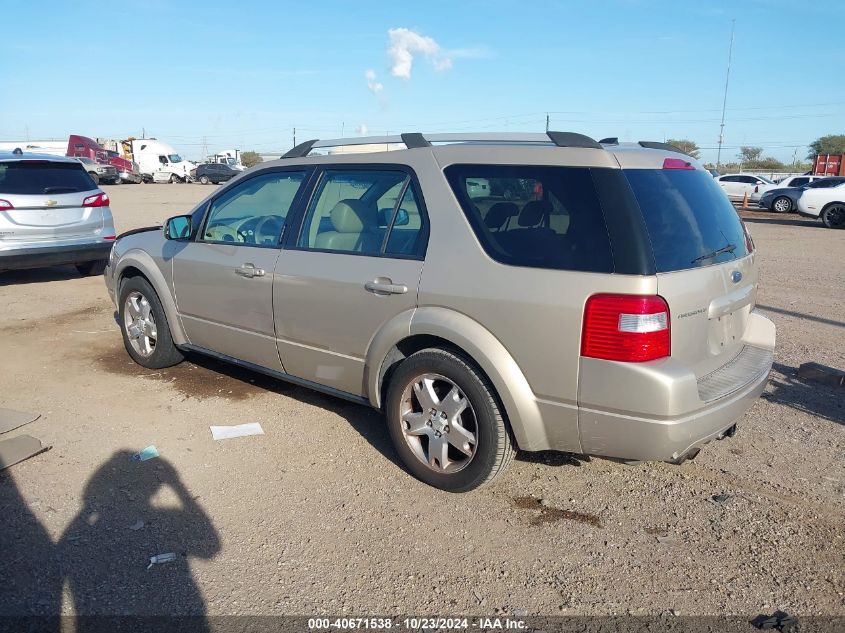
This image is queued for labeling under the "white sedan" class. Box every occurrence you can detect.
[796,181,845,228]
[716,174,776,202]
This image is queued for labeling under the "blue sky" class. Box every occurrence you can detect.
[2,0,843,163]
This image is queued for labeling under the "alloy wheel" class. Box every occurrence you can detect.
[123,291,157,357]
[399,373,478,473]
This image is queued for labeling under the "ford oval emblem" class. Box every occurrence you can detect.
[731,270,742,284]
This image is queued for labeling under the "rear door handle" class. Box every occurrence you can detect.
[365,278,408,295]
[235,263,265,278]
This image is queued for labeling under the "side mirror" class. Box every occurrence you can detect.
[164,215,192,240]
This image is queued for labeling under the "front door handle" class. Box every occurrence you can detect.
[235,263,265,278]
[365,278,408,295]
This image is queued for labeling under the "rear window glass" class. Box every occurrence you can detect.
[624,169,750,272]
[444,165,613,273]
[0,161,95,195]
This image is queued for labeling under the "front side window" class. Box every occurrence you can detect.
[791,177,809,187]
[444,165,613,272]
[297,169,426,257]
[201,171,307,246]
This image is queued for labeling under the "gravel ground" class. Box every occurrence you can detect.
[1,184,843,619]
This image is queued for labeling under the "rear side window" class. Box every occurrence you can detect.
[0,161,95,194]
[624,169,750,273]
[444,165,613,272]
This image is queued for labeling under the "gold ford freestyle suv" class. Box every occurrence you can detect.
[104,132,776,491]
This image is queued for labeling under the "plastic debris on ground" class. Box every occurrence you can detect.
[209,422,265,441]
[0,408,41,434]
[129,520,145,531]
[130,445,160,462]
[147,552,177,569]
[0,435,51,470]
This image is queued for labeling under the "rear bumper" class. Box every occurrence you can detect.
[119,170,143,184]
[0,242,113,271]
[574,312,776,462]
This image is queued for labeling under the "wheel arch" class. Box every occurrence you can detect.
[115,251,188,345]
[365,306,547,451]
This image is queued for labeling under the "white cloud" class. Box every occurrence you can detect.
[364,69,383,94]
[387,27,451,79]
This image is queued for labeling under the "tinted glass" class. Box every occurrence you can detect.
[624,169,750,272]
[791,177,809,187]
[809,178,845,188]
[201,171,306,246]
[298,170,409,255]
[0,161,95,194]
[445,165,613,273]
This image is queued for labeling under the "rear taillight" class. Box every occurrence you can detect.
[581,294,671,362]
[83,192,109,208]
[0,199,12,210]
[662,157,695,170]
[741,221,754,252]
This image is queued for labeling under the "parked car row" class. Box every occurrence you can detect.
[190,162,241,185]
[716,172,845,228]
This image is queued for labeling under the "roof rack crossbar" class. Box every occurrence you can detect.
[279,131,605,158]
[638,141,690,157]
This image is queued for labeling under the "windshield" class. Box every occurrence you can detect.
[624,168,750,272]
[168,154,182,163]
[226,158,236,166]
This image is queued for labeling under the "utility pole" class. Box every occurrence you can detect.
[545,113,550,132]
[142,127,145,139]
[201,135,208,159]
[292,128,296,147]
[716,18,735,169]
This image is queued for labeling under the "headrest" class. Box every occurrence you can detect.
[485,202,519,230]
[519,200,552,227]
[330,199,376,233]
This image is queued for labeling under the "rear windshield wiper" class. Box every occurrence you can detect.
[43,186,79,193]
[691,243,736,264]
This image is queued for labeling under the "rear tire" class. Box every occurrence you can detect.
[118,276,184,369]
[75,260,107,276]
[772,196,792,213]
[821,203,845,229]
[199,175,209,185]
[385,348,515,492]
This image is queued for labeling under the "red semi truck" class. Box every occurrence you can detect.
[811,153,845,177]
[66,135,142,183]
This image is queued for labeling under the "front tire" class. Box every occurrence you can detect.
[118,276,184,369]
[772,196,792,213]
[821,203,845,229]
[199,175,209,185]
[385,348,514,492]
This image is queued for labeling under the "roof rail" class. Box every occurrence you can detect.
[638,141,690,157]
[278,131,604,158]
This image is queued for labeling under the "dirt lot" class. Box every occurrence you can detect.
[1,183,843,619]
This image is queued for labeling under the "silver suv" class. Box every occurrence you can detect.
[1,151,116,275]
[104,132,776,491]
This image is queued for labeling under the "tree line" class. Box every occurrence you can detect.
[668,134,845,172]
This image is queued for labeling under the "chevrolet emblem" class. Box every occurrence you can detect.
[45,199,57,207]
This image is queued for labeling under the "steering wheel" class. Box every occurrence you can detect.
[236,217,261,244]
[254,215,284,245]
[204,223,238,242]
